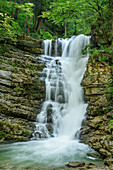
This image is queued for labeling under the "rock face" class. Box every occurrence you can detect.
[81,53,113,166]
[15,36,44,54]
[0,42,45,142]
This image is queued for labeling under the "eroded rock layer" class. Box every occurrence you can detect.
[81,53,113,166]
[0,43,45,142]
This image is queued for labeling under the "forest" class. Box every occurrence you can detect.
[0,0,113,43]
[0,0,113,169]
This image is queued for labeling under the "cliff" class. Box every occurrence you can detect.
[0,38,45,142]
[81,48,113,166]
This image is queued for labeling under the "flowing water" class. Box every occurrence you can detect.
[0,35,103,169]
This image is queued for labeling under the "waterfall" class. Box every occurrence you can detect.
[0,34,102,168]
[35,34,90,139]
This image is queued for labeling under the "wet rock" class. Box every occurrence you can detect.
[66,161,85,167]
[46,123,53,135]
[99,148,112,157]
[104,158,113,166]
[47,104,53,123]
[87,152,102,159]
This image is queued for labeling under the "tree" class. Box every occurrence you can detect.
[43,0,76,37]
[0,0,34,41]
[75,0,112,44]
[42,0,112,43]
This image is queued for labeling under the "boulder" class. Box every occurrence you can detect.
[67,161,85,167]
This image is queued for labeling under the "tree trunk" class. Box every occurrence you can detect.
[64,22,67,37]
[14,0,21,20]
[36,9,43,33]
[33,15,36,31]
[14,8,19,19]
[24,16,28,29]
[10,0,15,26]
[36,17,43,34]
[74,21,77,35]
[11,0,15,18]
[26,17,32,36]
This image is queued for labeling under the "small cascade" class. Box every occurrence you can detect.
[44,39,52,56]
[34,34,90,139]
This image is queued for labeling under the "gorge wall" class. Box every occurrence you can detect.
[0,38,45,142]
[81,51,113,166]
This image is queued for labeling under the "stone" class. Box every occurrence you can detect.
[104,140,110,151]
[88,116,103,128]
[66,161,85,167]
[0,42,45,143]
[104,158,113,166]
[92,142,102,150]
[99,148,112,157]
[0,70,11,80]
[87,152,102,159]
[0,78,11,86]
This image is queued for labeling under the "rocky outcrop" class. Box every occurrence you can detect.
[81,53,113,166]
[0,42,45,142]
[16,37,44,54]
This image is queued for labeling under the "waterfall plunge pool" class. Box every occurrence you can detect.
[0,137,103,169]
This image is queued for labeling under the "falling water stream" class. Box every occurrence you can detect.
[0,35,103,169]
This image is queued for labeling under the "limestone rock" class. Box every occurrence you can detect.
[81,52,113,165]
[0,70,11,80]
[88,116,103,128]
[0,43,45,142]
[67,161,85,167]
[99,148,112,157]
[104,158,113,166]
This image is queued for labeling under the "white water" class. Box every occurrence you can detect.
[0,35,102,168]
[35,34,90,139]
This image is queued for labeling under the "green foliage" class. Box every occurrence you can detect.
[109,120,113,127]
[0,0,34,41]
[12,63,19,67]
[42,0,112,40]
[105,109,109,113]
[0,131,7,137]
[0,0,112,42]
[40,29,54,40]
[14,86,21,90]
[0,13,17,42]
[30,32,41,40]
[0,59,8,63]
[106,80,113,103]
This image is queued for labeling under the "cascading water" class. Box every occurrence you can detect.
[0,35,103,169]
[34,34,89,139]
